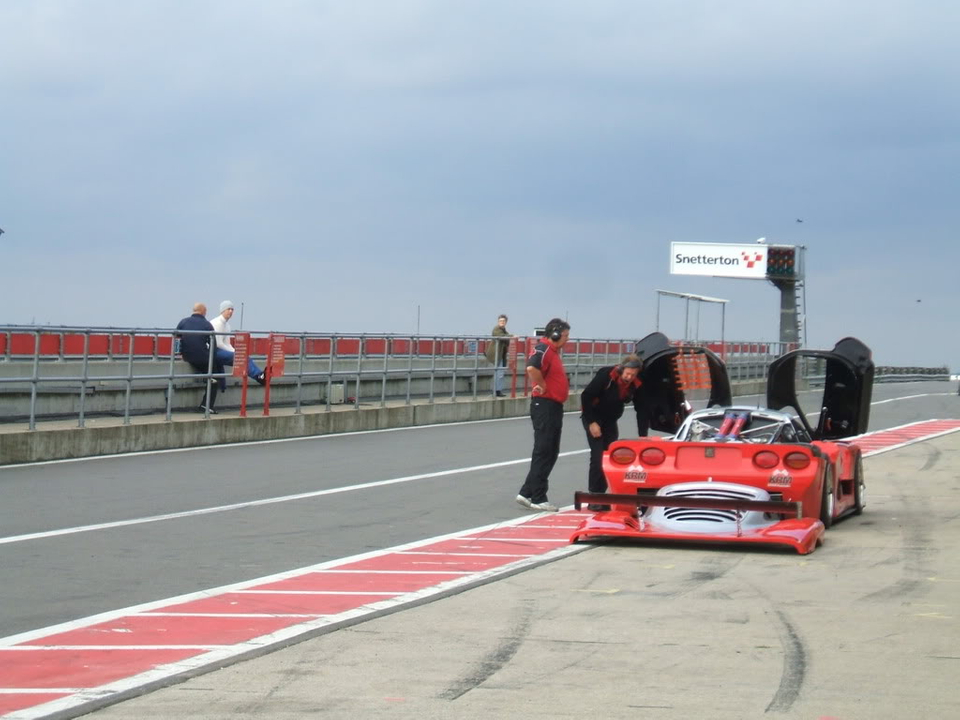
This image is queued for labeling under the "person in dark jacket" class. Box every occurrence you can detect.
[175,303,223,414]
[484,313,513,397]
[580,353,645,510]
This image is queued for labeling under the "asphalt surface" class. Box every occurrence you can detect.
[1,381,959,718]
[92,430,960,719]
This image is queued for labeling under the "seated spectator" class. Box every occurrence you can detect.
[211,300,265,390]
[175,302,222,414]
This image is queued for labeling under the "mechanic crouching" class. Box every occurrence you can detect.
[580,354,645,510]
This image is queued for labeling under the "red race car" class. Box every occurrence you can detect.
[571,334,874,554]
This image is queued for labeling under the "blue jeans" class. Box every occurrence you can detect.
[214,348,263,390]
[494,362,506,393]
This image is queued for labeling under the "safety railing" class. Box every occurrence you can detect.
[0,326,649,429]
[2,325,943,430]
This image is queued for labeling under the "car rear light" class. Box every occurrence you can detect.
[784,452,811,469]
[639,447,666,465]
[609,447,636,465]
[753,451,779,469]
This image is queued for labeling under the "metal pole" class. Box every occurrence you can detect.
[78,331,90,428]
[123,331,134,425]
[29,330,40,430]
[721,304,727,361]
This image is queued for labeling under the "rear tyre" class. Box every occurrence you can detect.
[853,454,865,515]
[819,466,835,529]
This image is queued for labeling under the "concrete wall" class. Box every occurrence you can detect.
[0,379,767,466]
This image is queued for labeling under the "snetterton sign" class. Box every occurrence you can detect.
[670,242,768,279]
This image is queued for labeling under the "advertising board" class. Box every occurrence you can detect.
[670,242,768,279]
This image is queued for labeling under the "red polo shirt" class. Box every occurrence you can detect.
[527,341,569,403]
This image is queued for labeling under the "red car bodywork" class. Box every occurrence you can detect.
[570,335,873,555]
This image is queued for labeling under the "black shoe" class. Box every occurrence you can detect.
[495,391,505,397]
[587,504,610,512]
[254,373,266,386]
[197,404,218,415]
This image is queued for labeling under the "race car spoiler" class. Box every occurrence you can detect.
[574,491,803,517]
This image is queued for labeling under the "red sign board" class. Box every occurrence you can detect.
[507,337,519,371]
[268,334,286,377]
[232,333,251,377]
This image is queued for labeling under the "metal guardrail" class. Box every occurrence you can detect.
[0,326,641,429]
[0,325,948,429]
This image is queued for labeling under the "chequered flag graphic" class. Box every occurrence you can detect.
[741,251,763,268]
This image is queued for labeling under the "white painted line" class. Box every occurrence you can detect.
[1,645,224,651]
[1,410,580,469]
[0,513,567,648]
[860,426,960,457]
[0,689,81,694]
[397,551,536,557]
[0,451,586,547]
[5,543,588,719]
[135,613,324,619]
[314,569,469,575]
[231,590,400,596]
[459,537,569,543]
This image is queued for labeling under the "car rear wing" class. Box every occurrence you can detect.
[574,491,803,517]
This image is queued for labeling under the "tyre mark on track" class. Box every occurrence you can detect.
[860,445,938,602]
[680,554,745,595]
[920,443,941,472]
[438,599,535,700]
[764,607,807,713]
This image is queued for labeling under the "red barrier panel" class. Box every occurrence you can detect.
[87,335,110,355]
[132,336,156,356]
[304,338,331,355]
[110,335,130,355]
[62,335,87,355]
[335,338,360,356]
[414,340,434,355]
[364,338,387,355]
[10,334,37,355]
[156,337,174,356]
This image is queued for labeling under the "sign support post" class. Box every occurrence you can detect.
[263,334,286,417]
[232,332,251,417]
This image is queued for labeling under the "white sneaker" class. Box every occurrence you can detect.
[516,495,533,509]
[530,501,559,512]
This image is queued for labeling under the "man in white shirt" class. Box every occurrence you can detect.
[211,300,266,390]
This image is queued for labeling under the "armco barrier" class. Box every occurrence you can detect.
[0,377,770,465]
[1,327,794,429]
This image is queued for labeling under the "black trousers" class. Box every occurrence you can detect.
[582,417,619,493]
[186,359,220,409]
[519,398,564,503]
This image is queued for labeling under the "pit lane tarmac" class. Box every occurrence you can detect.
[3,420,959,719]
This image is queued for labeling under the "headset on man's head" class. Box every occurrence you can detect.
[544,318,569,342]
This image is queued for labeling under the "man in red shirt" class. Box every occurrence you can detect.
[517,318,571,512]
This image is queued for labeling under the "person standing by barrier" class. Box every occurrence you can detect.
[484,313,513,397]
[516,318,571,512]
[210,300,265,390]
[175,303,222,414]
[580,353,644,511]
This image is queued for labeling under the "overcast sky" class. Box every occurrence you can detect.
[2,1,957,368]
